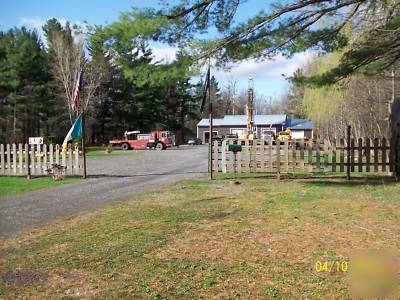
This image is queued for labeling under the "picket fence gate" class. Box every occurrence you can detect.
[211,138,394,175]
[0,144,81,176]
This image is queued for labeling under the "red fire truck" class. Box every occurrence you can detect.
[109,130,175,150]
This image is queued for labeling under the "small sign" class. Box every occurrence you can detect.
[29,137,44,145]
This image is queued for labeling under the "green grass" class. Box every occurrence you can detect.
[0,176,399,298]
[0,176,80,197]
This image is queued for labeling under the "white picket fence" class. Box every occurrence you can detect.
[0,144,81,176]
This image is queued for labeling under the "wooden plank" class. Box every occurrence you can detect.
[18,143,23,173]
[213,141,219,172]
[339,138,344,172]
[260,140,265,172]
[61,146,66,170]
[350,139,355,172]
[308,138,313,173]
[268,139,273,172]
[316,139,320,172]
[12,144,17,174]
[382,138,387,172]
[43,144,48,173]
[24,144,29,174]
[332,139,336,173]
[358,138,363,173]
[56,144,60,165]
[284,139,289,173]
[49,144,54,168]
[250,141,256,172]
[37,144,42,175]
[6,144,11,174]
[237,150,242,173]
[68,146,73,175]
[276,139,281,179]
[244,140,250,172]
[292,140,296,174]
[365,138,370,172]
[74,145,80,175]
[323,139,328,173]
[373,138,379,173]
[0,144,4,174]
[221,140,227,173]
[300,138,305,173]
[229,151,234,173]
[30,144,35,175]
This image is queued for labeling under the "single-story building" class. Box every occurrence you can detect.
[196,115,313,143]
[286,118,314,139]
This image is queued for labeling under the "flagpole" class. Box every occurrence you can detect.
[82,109,87,179]
[208,57,213,180]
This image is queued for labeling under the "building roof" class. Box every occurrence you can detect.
[197,114,287,127]
[287,118,313,130]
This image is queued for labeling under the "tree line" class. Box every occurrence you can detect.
[0,19,207,145]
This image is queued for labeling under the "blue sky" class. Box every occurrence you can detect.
[0,0,311,100]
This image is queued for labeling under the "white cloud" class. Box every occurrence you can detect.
[19,17,45,36]
[19,17,86,43]
[151,45,177,64]
[213,52,315,81]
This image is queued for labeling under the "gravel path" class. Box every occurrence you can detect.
[0,145,208,236]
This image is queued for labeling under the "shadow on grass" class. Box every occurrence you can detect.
[217,172,397,186]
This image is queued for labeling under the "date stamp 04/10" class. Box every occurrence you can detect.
[314,260,349,273]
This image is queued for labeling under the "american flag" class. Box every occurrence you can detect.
[71,69,83,114]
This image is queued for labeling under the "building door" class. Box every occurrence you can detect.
[203,131,218,143]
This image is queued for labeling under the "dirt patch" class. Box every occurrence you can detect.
[2,268,48,286]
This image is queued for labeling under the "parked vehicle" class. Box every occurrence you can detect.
[188,138,202,145]
[109,130,175,150]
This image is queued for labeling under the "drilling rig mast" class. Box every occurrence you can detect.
[246,77,255,139]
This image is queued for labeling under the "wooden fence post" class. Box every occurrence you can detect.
[49,144,54,167]
[74,145,80,175]
[350,139,355,173]
[316,139,321,172]
[284,139,289,173]
[373,138,379,173]
[268,139,273,172]
[221,140,227,173]
[18,143,23,173]
[382,138,387,172]
[347,126,351,179]
[30,144,35,175]
[340,138,345,173]
[365,138,370,173]
[0,144,4,175]
[24,144,29,176]
[308,138,313,173]
[292,140,296,175]
[213,141,219,173]
[6,144,11,174]
[332,139,336,173]
[300,138,305,173]
[12,144,17,174]
[276,139,281,179]
[260,140,265,173]
[323,139,329,173]
[358,138,363,173]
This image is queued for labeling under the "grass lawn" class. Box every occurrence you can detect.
[0,176,399,298]
[0,176,80,197]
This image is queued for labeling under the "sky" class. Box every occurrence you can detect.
[0,0,313,100]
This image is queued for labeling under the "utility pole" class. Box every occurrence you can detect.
[208,58,213,180]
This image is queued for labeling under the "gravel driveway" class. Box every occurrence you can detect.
[0,145,208,236]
